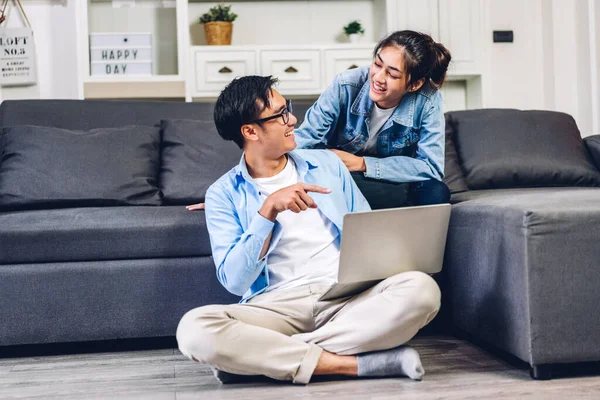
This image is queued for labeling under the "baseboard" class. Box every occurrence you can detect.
[0,336,177,359]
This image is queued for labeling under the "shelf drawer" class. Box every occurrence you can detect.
[323,48,373,86]
[193,50,257,94]
[90,47,152,62]
[91,61,152,76]
[90,33,152,47]
[260,50,321,92]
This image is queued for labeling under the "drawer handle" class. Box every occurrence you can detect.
[284,66,298,73]
[348,64,359,70]
[218,66,233,73]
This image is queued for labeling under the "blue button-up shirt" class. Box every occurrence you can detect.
[204,149,371,302]
[295,66,445,183]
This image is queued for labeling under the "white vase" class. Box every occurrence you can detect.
[348,33,361,44]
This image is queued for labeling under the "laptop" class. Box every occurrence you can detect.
[318,203,451,301]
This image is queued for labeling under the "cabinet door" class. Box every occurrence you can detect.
[323,48,373,88]
[385,0,439,40]
[192,49,257,97]
[385,0,482,75]
[260,49,321,94]
[438,0,482,74]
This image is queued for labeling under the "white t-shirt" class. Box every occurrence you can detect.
[361,103,397,155]
[254,157,339,292]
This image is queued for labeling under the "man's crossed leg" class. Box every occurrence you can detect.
[176,271,440,384]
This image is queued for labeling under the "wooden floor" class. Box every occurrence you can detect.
[2,336,600,399]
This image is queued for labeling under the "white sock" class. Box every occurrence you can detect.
[357,345,425,380]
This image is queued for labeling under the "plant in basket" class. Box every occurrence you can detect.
[199,4,238,46]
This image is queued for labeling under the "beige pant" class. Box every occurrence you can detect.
[176,271,440,384]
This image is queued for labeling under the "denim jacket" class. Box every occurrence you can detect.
[295,66,445,183]
[204,150,370,302]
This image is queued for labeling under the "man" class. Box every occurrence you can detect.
[176,75,441,385]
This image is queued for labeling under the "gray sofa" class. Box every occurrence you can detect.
[442,109,600,379]
[0,100,247,348]
[0,99,317,349]
[2,101,600,381]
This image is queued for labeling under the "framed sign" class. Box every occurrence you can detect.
[89,32,153,76]
[0,0,37,87]
[0,26,37,86]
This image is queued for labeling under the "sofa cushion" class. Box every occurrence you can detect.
[584,135,600,170]
[451,186,600,205]
[450,109,600,189]
[0,125,161,210]
[0,206,211,264]
[443,113,469,194]
[0,99,216,130]
[0,257,238,346]
[160,118,242,205]
[0,99,316,131]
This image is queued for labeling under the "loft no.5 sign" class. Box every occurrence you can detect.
[0,27,37,86]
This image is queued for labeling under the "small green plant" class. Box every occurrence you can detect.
[343,20,365,36]
[199,4,238,24]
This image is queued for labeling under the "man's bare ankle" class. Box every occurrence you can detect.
[313,351,358,376]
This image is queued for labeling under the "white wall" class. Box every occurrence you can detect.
[483,0,600,137]
[482,0,545,110]
[0,0,79,101]
[188,1,377,46]
[3,0,600,137]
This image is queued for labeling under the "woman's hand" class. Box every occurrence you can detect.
[186,203,205,211]
[329,149,366,172]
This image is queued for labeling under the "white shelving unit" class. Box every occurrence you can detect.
[76,0,189,100]
[385,0,484,110]
[190,44,375,99]
[75,0,484,108]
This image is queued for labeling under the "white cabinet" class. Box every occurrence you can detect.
[385,0,440,40]
[384,0,483,75]
[260,49,321,93]
[191,48,256,97]
[438,0,483,75]
[323,46,374,85]
[191,45,374,99]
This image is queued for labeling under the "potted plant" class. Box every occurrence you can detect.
[199,4,238,46]
[343,20,365,44]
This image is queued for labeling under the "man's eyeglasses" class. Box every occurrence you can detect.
[248,99,293,125]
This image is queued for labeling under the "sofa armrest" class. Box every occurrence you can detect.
[584,135,600,170]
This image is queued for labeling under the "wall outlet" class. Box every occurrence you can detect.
[493,31,514,43]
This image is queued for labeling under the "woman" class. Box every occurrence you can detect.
[294,30,452,209]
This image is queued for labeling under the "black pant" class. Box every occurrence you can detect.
[350,173,450,210]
